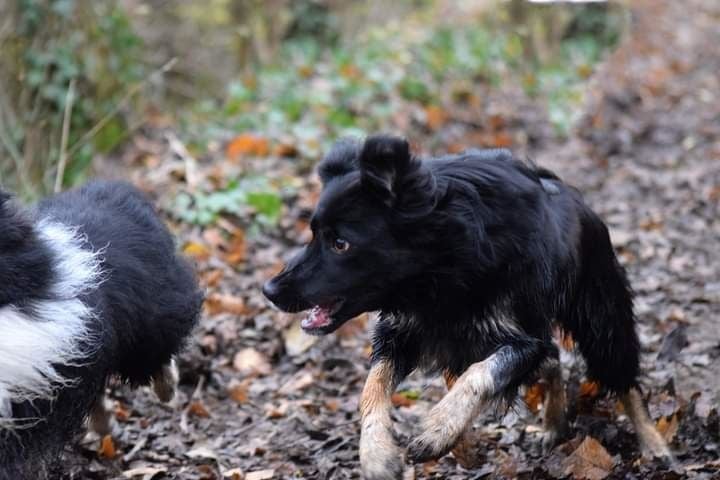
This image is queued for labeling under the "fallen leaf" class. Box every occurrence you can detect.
[391,390,419,408]
[185,446,218,460]
[98,434,117,459]
[233,348,271,376]
[656,414,679,442]
[425,105,448,130]
[114,402,131,422]
[245,470,274,480]
[278,371,314,395]
[122,467,167,478]
[525,383,546,414]
[579,381,601,399]
[657,325,688,362]
[273,143,298,157]
[188,400,210,418]
[490,131,513,148]
[224,231,247,264]
[265,401,289,419]
[226,133,270,159]
[202,269,224,288]
[562,436,615,480]
[205,293,248,316]
[282,319,318,356]
[223,468,245,480]
[184,242,210,262]
[228,379,251,405]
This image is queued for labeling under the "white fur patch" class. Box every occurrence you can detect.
[0,219,104,428]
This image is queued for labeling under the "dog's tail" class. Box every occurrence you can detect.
[557,201,641,394]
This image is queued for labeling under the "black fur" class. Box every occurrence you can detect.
[0,181,203,478]
[265,134,641,403]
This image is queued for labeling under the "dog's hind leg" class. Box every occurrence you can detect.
[620,387,673,461]
[88,395,114,436]
[407,340,547,463]
[540,352,568,452]
[359,359,405,480]
[151,357,179,403]
[442,371,483,468]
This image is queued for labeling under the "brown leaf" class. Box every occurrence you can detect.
[525,383,546,414]
[425,105,448,130]
[233,348,271,376]
[205,293,247,316]
[226,134,270,160]
[98,434,117,459]
[224,231,247,264]
[579,381,601,399]
[223,468,245,480]
[265,401,289,419]
[273,142,298,157]
[228,379,251,405]
[278,371,314,395]
[201,269,224,288]
[656,414,679,442]
[114,402,131,422]
[562,436,615,480]
[188,401,210,418]
[391,393,415,408]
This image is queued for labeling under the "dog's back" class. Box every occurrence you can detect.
[36,181,203,384]
[0,181,202,477]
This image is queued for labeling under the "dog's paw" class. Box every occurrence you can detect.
[639,432,675,465]
[360,420,404,479]
[541,420,569,454]
[152,358,179,403]
[407,430,455,464]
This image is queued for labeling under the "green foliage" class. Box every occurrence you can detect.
[171,177,283,228]
[180,1,623,160]
[0,0,145,196]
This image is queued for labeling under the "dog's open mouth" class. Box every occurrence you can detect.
[301,298,345,334]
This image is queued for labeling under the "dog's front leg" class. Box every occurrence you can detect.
[359,359,404,480]
[408,342,543,463]
[441,371,483,468]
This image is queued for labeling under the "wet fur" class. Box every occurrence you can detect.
[265,135,670,476]
[0,181,202,478]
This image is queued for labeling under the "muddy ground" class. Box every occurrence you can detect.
[64,1,719,478]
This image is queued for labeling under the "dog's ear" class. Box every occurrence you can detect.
[359,135,411,204]
[318,137,361,184]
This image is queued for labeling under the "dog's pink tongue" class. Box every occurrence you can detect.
[302,306,331,330]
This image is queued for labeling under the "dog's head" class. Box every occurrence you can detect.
[263,135,440,334]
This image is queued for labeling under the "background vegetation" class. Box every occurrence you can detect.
[0,0,624,204]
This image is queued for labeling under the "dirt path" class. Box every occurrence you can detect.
[66,1,719,479]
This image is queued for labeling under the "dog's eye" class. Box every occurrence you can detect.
[331,237,350,254]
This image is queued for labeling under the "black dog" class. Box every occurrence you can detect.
[263,135,671,479]
[0,181,202,479]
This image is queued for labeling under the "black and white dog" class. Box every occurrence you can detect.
[0,181,202,478]
[263,135,672,479]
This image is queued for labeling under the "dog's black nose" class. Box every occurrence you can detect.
[262,279,280,302]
